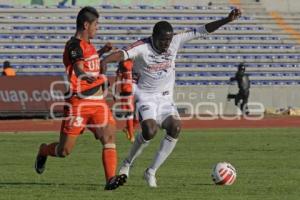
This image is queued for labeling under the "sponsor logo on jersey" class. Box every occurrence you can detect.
[146,60,171,72]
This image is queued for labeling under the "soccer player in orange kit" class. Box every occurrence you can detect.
[34,6,126,190]
[114,59,139,143]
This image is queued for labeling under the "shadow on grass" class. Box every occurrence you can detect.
[0,182,100,187]
[190,183,215,186]
[0,181,215,189]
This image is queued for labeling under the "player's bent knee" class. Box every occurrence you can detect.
[141,120,158,140]
[143,126,158,140]
[101,134,116,144]
[167,123,181,139]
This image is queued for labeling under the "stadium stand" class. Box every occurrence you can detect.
[0,1,299,87]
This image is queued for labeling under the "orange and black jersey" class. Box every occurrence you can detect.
[63,37,106,95]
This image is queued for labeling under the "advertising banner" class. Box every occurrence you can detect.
[0,76,66,117]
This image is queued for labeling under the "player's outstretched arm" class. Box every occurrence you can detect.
[205,8,242,33]
[230,77,237,82]
[100,51,124,74]
[74,62,96,83]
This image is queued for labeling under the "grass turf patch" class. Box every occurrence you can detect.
[0,128,299,200]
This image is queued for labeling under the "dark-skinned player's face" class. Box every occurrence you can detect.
[153,31,173,53]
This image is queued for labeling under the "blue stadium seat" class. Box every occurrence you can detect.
[100,5,114,9]
[137,5,154,9]
[17,72,64,76]
[0,4,13,8]
[195,6,207,10]
[175,80,231,86]
[174,63,300,69]
[11,14,249,22]
[173,5,188,10]
[0,5,298,86]
[0,32,291,43]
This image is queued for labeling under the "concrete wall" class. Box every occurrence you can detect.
[174,85,300,115]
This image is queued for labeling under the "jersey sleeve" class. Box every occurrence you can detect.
[122,40,145,60]
[173,25,209,48]
[67,41,84,64]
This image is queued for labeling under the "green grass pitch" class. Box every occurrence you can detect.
[0,128,300,200]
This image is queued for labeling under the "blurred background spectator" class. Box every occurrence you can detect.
[2,61,16,77]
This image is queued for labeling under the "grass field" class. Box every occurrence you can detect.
[1,128,300,200]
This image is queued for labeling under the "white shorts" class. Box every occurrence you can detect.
[135,90,180,126]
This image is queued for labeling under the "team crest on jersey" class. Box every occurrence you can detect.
[70,50,80,59]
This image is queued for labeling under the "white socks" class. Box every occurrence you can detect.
[148,135,178,174]
[124,133,178,176]
[125,132,149,164]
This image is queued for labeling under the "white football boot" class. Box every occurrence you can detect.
[118,160,131,177]
[144,168,157,188]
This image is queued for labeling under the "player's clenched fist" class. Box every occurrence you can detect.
[228,8,242,21]
[102,42,113,53]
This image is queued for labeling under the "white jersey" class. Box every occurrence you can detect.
[122,25,209,94]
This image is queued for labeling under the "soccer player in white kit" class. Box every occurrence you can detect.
[101,8,242,187]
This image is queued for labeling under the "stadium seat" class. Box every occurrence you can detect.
[0,4,299,87]
[0,4,13,8]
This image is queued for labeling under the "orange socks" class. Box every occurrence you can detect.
[102,144,117,181]
[133,118,139,130]
[39,142,59,157]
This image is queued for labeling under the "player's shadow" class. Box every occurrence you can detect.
[191,183,214,186]
[0,182,100,187]
[0,182,53,186]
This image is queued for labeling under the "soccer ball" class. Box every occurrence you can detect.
[211,162,237,185]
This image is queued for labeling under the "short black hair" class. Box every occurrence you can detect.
[238,63,245,71]
[152,21,173,37]
[76,6,99,30]
[3,60,10,68]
